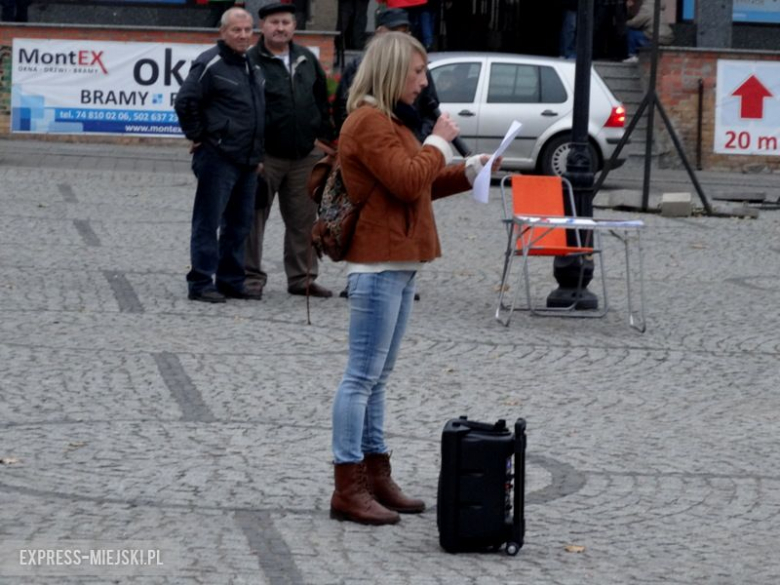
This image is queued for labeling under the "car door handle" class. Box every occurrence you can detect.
[457,110,476,117]
[541,110,559,117]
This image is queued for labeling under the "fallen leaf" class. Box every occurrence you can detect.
[493,284,510,292]
[564,544,585,553]
[0,457,21,465]
[691,243,706,249]
[67,442,87,451]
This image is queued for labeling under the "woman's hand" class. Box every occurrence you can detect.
[478,154,503,172]
[432,113,460,143]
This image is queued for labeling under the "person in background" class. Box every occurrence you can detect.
[559,0,578,59]
[380,0,435,51]
[175,8,265,303]
[207,0,237,27]
[624,0,673,63]
[334,8,440,146]
[1,0,29,22]
[411,0,439,51]
[441,0,470,50]
[329,31,500,525]
[593,0,628,61]
[245,2,336,298]
[289,0,309,29]
[337,0,370,50]
[333,7,440,300]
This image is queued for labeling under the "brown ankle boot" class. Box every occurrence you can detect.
[330,462,401,525]
[364,453,426,514]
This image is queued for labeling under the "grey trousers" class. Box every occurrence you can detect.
[245,151,321,290]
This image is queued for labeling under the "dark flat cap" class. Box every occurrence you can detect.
[376,8,410,30]
[258,2,296,19]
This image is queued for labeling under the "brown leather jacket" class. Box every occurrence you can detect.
[338,105,472,264]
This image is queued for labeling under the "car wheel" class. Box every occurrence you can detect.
[539,135,599,177]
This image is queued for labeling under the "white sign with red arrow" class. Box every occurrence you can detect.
[715,59,780,156]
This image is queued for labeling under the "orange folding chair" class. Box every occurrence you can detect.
[496,174,608,326]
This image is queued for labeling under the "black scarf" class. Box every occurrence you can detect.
[393,101,425,143]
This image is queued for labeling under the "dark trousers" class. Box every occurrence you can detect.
[245,151,321,290]
[559,9,577,59]
[337,0,369,51]
[1,0,30,22]
[207,1,234,28]
[407,5,436,50]
[593,0,628,60]
[188,145,257,295]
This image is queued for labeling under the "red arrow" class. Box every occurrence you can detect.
[731,75,773,119]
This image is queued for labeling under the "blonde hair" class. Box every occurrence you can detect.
[346,32,427,118]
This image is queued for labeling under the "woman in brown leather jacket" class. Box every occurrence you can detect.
[329,31,499,525]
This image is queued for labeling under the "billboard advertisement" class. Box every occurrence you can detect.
[11,39,210,137]
[682,0,780,24]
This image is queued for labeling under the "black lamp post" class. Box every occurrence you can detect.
[547,0,598,310]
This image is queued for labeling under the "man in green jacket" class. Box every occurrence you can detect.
[245,2,336,298]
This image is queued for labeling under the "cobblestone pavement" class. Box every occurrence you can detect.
[1,138,780,584]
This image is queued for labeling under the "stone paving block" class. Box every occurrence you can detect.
[660,192,693,217]
[712,203,761,218]
[1,140,780,584]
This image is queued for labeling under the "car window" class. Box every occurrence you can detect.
[487,64,568,104]
[540,66,568,103]
[488,64,538,103]
[431,63,482,103]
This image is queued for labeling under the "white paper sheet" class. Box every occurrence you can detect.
[472,120,523,203]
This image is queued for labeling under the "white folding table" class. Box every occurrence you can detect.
[497,216,647,332]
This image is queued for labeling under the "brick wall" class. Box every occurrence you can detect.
[647,47,780,172]
[0,23,336,144]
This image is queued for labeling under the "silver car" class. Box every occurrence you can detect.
[428,52,627,176]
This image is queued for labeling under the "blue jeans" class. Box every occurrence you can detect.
[408,5,435,50]
[560,10,577,59]
[332,271,417,464]
[627,28,650,56]
[187,145,257,295]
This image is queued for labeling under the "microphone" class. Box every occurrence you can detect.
[430,104,472,157]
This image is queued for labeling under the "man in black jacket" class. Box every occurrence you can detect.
[245,2,336,298]
[175,8,266,303]
[333,8,439,139]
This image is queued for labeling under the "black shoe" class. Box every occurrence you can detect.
[217,284,263,300]
[414,292,420,301]
[288,283,333,298]
[188,290,226,303]
[546,287,597,310]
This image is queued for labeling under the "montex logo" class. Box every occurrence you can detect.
[18,48,108,74]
